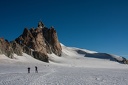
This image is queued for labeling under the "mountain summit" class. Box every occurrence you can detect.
[0,21,62,62]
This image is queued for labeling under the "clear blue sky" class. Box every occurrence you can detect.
[0,0,128,58]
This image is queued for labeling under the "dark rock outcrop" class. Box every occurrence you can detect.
[85,53,117,61]
[38,21,45,28]
[0,38,14,58]
[10,41,23,56]
[43,27,62,56]
[14,21,62,62]
[124,60,128,64]
[32,51,49,62]
[0,38,23,58]
[122,58,128,64]
[76,49,128,64]
[23,46,33,56]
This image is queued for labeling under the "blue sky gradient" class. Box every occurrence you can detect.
[0,0,128,58]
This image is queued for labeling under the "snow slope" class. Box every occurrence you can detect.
[0,43,126,68]
[49,44,127,68]
[0,44,128,85]
[0,65,128,85]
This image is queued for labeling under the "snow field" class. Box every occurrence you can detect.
[0,64,128,85]
[0,44,128,85]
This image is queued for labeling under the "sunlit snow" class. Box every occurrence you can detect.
[0,44,128,85]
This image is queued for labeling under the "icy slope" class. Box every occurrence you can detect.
[0,53,45,65]
[49,44,127,68]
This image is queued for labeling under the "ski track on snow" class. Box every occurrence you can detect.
[0,66,128,85]
[0,68,56,85]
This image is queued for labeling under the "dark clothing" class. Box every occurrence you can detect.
[28,67,30,73]
[35,66,38,73]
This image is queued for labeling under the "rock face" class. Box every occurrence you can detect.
[14,21,62,62]
[0,38,14,58]
[0,38,23,58]
[10,41,23,56]
[43,27,62,56]
[124,60,128,64]
[0,21,62,62]
[123,58,128,64]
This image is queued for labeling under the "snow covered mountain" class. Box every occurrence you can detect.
[0,21,127,66]
[0,43,127,69]
[48,43,128,68]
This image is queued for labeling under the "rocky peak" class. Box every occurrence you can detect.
[0,38,22,58]
[38,21,45,28]
[49,27,62,56]
[0,21,62,63]
[14,21,62,62]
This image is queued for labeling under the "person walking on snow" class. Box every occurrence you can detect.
[35,66,38,73]
[28,67,30,73]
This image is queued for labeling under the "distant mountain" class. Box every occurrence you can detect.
[0,22,127,64]
[48,44,128,67]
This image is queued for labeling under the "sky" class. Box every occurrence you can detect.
[0,0,128,58]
